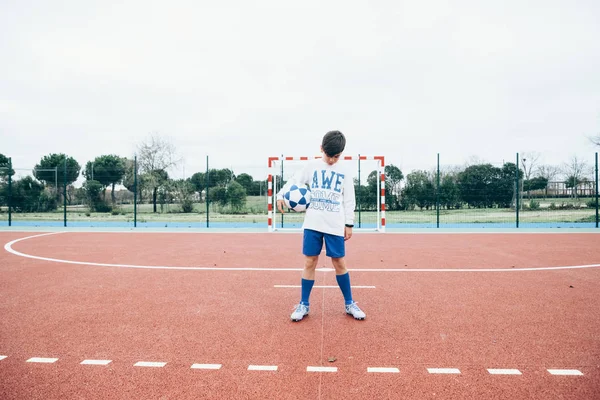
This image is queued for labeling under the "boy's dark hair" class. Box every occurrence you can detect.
[322,131,346,156]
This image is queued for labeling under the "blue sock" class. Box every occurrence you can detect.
[336,273,354,305]
[300,278,315,306]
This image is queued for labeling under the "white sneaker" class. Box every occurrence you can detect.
[291,304,309,322]
[345,302,366,320]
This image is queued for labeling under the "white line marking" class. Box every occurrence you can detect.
[547,369,583,376]
[248,365,278,371]
[274,285,376,289]
[27,357,58,363]
[5,233,600,273]
[134,361,166,368]
[81,359,112,365]
[367,367,400,373]
[487,369,522,375]
[191,363,222,370]
[428,368,461,374]
[307,366,338,372]
[0,355,7,361]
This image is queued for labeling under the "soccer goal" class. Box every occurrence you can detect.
[267,155,386,232]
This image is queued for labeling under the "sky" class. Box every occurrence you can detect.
[1,0,600,185]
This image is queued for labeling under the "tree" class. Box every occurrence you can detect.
[82,180,104,212]
[33,153,80,189]
[384,165,404,195]
[563,156,589,199]
[10,176,57,212]
[82,155,126,204]
[537,164,561,198]
[401,170,435,210]
[189,172,206,198]
[520,152,541,199]
[226,181,247,212]
[137,134,179,212]
[0,153,15,182]
[438,173,461,209]
[235,173,254,195]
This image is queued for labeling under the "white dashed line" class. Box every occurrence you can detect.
[248,365,278,371]
[134,361,167,368]
[547,369,583,376]
[367,367,400,373]
[487,369,522,375]
[26,357,58,363]
[81,359,112,365]
[428,368,461,374]
[307,366,338,372]
[191,363,222,370]
[0,356,7,361]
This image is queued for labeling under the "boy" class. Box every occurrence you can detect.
[276,130,366,322]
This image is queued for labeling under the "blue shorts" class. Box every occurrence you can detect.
[303,229,345,258]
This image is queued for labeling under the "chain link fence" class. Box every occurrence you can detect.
[1,153,598,229]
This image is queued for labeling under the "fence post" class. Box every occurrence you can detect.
[63,158,67,227]
[358,154,361,228]
[515,153,519,228]
[280,155,284,229]
[596,152,598,228]
[134,155,137,228]
[436,153,440,228]
[7,158,12,227]
[206,156,209,228]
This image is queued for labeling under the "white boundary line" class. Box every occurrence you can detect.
[134,361,166,367]
[81,359,112,365]
[4,232,600,273]
[191,363,222,370]
[547,369,584,376]
[27,357,58,363]
[367,367,400,373]
[274,285,376,289]
[248,365,278,371]
[487,368,522,375]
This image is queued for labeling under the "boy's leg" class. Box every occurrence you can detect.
[300,256,318,305]
[331,257,353,305]
[292,230,322,322]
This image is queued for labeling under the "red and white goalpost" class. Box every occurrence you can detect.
[267,155,386,232]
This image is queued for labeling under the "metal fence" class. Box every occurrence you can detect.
[0,153,598,229]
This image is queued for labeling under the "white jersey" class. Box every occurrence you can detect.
[277,158,355,237]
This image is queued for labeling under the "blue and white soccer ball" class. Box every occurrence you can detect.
[283,184,311,212]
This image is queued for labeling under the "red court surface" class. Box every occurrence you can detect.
[0,230,599,399]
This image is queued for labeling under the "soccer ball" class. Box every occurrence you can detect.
[283,184,311,212]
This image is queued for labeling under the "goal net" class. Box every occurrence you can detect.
[267,155,386,232]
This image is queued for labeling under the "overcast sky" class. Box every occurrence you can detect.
[1,0,599,183]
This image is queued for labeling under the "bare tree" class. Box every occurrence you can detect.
[137,134,180,212]
[537,164,561,198]
[562,156,589,200]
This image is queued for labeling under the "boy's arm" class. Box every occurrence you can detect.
[343,171,356,226]
[276,164,311,212]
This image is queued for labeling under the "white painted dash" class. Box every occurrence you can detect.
[248,365,278,371]
[307,366,338,372]
[367,367,400,373]
[427,368,461,374]
[191,363,222,370]
[27,357,58,363]
[0,356,7,361]
[81,359,112,366]
[487,369,522,375]
[134,361,166,368]
[547,369,583,376]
